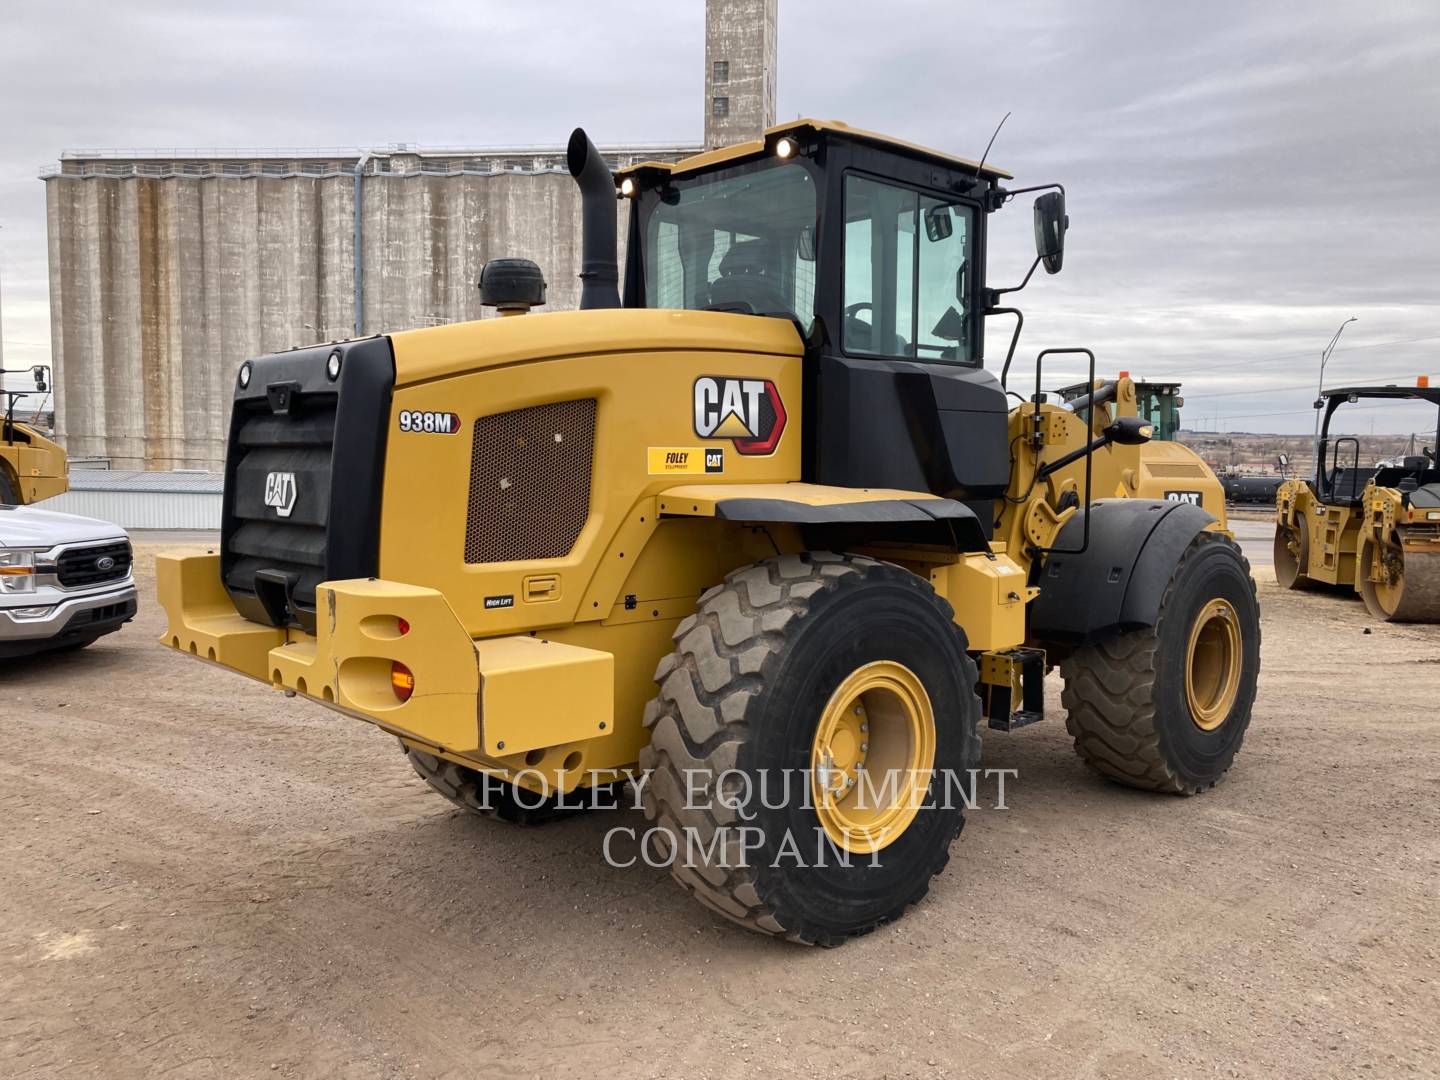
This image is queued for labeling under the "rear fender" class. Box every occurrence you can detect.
[657,482,990,551]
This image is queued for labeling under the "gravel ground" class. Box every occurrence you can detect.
[2,543,1436,1079]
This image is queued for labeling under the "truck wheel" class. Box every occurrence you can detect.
[0,470,17,505]
[1060,531,1260,795]
[638,552,981,946]
[401,743,596,825]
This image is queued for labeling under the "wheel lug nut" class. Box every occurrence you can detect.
[859,722,868,732]
[860,742,868,752]
[853,706,863,716]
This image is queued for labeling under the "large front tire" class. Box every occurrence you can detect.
[1060,531,1260,794]
[638,552,982,946]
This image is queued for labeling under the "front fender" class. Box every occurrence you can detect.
[1028,499,1217,645]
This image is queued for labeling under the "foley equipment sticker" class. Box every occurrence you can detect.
[648,447,724,475]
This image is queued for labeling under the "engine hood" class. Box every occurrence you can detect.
[0,504,128,549]
[387,308,804,388]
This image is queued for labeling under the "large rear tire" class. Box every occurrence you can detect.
[1060,531,1260,794]
[0,469,18,506]
[638,552,982,946]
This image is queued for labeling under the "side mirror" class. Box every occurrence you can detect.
[1033,191,1068,274]
[1104,415,1153,446]
[924,204,953,242]
[1278,452,1290,468]
[31,366,49,393]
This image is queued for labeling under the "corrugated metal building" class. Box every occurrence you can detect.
[43,470,222,530]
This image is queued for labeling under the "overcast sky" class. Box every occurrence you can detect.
[1,0,1437,435]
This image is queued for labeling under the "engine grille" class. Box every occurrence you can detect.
[465,399,597,564]
[1145,461,1208,478]
[56,540,132,588]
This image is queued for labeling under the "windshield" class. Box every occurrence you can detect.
[640,159,817,326]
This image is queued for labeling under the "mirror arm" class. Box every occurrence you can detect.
[989,256,1043,302]
[1004,182,1065,198]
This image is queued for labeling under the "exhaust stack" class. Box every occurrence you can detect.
[567,128,621,310]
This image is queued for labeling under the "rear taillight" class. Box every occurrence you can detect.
[391,662,414,702]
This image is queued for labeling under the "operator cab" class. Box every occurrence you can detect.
[616,120,1068,524]
[1314,385,1440,504]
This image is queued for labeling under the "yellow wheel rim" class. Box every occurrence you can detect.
[1185,598,1242,731]
[810,661,936,855]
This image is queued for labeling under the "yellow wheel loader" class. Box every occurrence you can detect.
[1058,376,1223,511]
[1,366,67,505]
[158,120,1259,945]
[1275,382,1440,621]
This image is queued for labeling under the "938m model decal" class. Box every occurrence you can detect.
[693,376,786,455]
[398,410,462,434]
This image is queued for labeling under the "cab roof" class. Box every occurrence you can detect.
[1323,385,1440,406]
[615,118,1012,183]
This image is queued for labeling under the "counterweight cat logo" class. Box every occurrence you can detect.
[263,471,297,518]
[692,376,786,455]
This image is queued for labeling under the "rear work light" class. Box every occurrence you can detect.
[391,662,415,702]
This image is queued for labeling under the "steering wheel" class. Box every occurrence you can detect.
[844,301,873,322]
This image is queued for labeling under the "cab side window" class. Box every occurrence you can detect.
[842,174,974,363]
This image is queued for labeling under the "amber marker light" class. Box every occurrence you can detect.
[391,662,415,702]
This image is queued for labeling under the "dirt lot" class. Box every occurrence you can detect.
[3,544,1437,1079]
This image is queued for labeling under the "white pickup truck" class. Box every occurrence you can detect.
[0,504,137,658]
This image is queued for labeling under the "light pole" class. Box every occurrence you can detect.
[1313,316,1357,439]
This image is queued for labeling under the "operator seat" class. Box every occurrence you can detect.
[706,240,790,317]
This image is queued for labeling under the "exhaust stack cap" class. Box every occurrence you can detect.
[479,258,547,316]
[567,127,622,310]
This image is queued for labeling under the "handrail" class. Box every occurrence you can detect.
[1026,347,1097,558]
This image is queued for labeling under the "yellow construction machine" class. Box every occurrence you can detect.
[1,366,67,505]
[1058,376,1222,511]
[158,120,1260,945]
[1275,381,1440,620]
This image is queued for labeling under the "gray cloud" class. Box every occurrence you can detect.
[1,0,1437,433]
